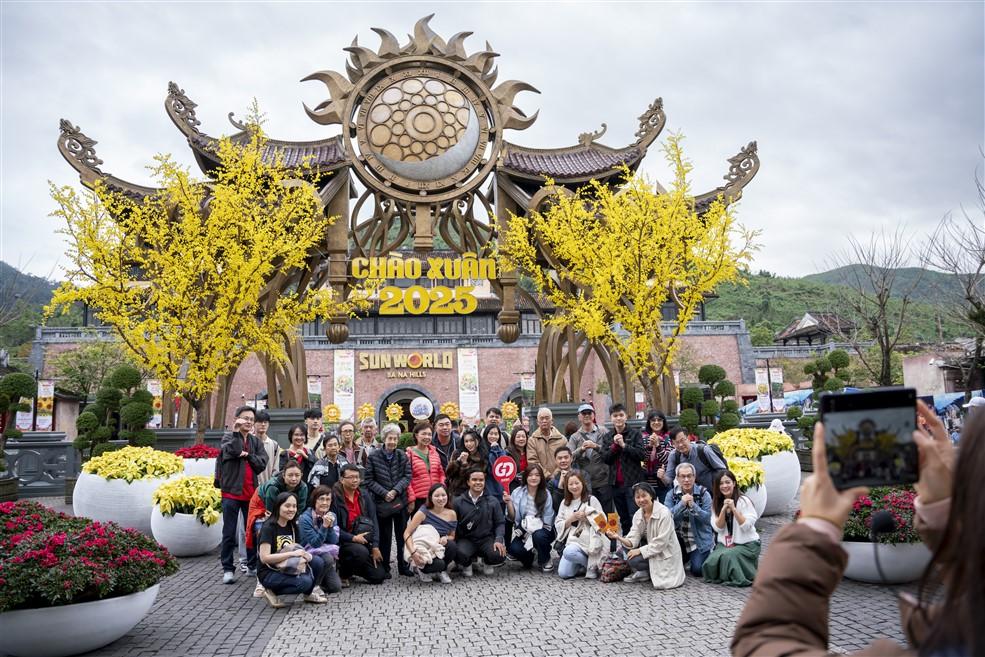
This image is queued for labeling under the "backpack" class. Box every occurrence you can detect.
[694,441,726,474]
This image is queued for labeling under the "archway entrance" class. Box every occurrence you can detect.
[378,385,437,432]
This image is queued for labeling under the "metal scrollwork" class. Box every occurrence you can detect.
[58,119,104,172]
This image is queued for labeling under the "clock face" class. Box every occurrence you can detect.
[352,66,492,200]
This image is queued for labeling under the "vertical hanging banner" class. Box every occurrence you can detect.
[35,380,55,431]
[769,367,785,413]
[755,368,770,414]
[146,380,163,428]
[457,348,481,421]
[333,350,355,421]
[306,376,323,409]
[15,396,34,431]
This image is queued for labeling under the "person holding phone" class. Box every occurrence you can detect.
[732,401,979,657]
[446,430,487,497]
[702,469,760,586]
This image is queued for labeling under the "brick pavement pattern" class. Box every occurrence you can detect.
[34,496,906,657]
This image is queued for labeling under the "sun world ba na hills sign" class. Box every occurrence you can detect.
[359,351,454,379]
[351,252,496,315]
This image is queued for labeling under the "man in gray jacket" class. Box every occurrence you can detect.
[568,403,612,512]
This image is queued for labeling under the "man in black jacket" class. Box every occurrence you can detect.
[217,405,269,584]
[452,468,507,577]
[601,403,646,534]
[364,425,413,578]
[331,464,386,585]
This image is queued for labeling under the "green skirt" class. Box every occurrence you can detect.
[702,540,761,587]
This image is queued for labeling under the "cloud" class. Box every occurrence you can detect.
[2,2,982,279]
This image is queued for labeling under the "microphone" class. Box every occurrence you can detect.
[870,510,897,585]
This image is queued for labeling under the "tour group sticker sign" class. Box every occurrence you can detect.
[351,252,496,315]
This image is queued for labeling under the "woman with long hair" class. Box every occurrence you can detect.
[405,421,445,514]
[702,469,760,586]
[506,426,529,492]
[504,464,556,571]
[256,491,326,608]
[403,483,458,584]
[483,423,507,501]
[446,430,487,497]
[555,471,607,579]
[733,400,981,656]
[642,410,672,501]
[279,424,316,482]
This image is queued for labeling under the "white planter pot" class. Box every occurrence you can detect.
[182,457,216,478]
[0,584,159,657]
[151,507,222,557]
[761,450,800,516]
[742,483,767,518]
[73,472,176,535]
[842,541,932,584]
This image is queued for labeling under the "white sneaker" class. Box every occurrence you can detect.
[253,581,264,598]
[417,570,434,583]
[584,567,599,580]
[462,564,474,578]
[222,571,235,584]
[311,586,325,597]
[626,570,650,583]
[438,571,452,584]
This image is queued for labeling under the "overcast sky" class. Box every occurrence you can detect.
[2,1,982,280]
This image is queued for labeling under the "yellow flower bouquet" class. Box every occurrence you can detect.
[710,428,794,460]
[152,475,222,526]
[82,446,183,482]
[726,457,765,489]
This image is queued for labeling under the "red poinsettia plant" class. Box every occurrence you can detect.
[842,486,920,544]
[175,444,219,459]
[0,501,179,612]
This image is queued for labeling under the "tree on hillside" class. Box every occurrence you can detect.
[47,123,375,443]
[829,227,922,386]
[500,135,757,409]
[924,173,985,395]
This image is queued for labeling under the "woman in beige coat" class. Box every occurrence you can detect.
[607,482,685,589]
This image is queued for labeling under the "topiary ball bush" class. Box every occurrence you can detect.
[698,365,727,386]
[679,409,700,434]
[722,400,739,414]
[828,349,850,371]
[130,429,157,448]
[107,365,142,392]
[91,442,121,458]
[77,411,100,433]
[128,389,154,406]
[701,400,720,418]
[717,412,740,431]
[786,406,803,420]
[120,402,153,429]
[95,387,123,409]
[681,387,705,410]
[823,377,845,392]
[713,380,736,399]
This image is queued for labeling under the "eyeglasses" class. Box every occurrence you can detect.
[342,475,360,481]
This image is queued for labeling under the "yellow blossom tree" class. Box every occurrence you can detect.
[47,125,373,443]
[500,135,757,410]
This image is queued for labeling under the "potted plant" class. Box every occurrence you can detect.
[840,486,932,584]
[150,475,222,556]
[725,457,768,517]
[710,427,799,516]
[0,373,37,502]
[73,446,183,535]
[0,500,178,657]
[175,444,220,478]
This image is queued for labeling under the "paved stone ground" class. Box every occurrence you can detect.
[34,495,907,657]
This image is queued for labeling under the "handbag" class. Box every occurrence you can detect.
[351,516,375,538]
[376,497,405,518]
[275,542,307,576]
[599,554,631,583]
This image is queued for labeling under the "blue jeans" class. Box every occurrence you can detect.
[220,498,251,572]
[685,547,711,576]
[259,557,323,596]
[557,544,588,579]
[507,527,555,568]
[613,486,638,534]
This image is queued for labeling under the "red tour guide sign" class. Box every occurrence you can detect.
[492,455,516,489]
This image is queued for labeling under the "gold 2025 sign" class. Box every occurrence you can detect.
[351,253,496,316]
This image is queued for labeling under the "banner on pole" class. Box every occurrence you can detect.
[457,348,481,420]
[35,380,55,431]
[755,368,770,414]
[333,351,355,421]
[15,397,34,431]
[146,380,163,428]
[769,367,785,412]
[307,376,323,409]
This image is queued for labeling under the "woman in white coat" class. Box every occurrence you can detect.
[554,472,607,579]
[607,482,685,589]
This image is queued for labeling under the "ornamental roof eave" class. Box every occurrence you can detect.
[165,82,349,177]
[57,119,159,199]
[693,141,761,214]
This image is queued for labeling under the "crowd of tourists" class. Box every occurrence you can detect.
[217,402,758,608]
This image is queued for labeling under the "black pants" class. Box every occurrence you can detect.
[613,485,638,534]
[220,498,253,572]
[258,558,322,596]
[314,554,342,593]
[338,542,386,584]
[421,539,459,573]
[593,484,615,514]
[454,536,505,567]
[377,511,408,574]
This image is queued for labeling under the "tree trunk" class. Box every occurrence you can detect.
[191,398,207,445]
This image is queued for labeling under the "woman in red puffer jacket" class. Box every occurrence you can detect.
[405,421,445,515]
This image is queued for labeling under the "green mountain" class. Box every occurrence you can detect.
[705,269,966,343]
[802,266,964,305]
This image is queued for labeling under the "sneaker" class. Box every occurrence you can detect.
[417,570,434,583]
[462,565,474,578]
[505,554,517,562]
[626,570,650,583]
[303,592,328,604]
[540,560,555,573]
[239,562,249,574]
[584,567,599,580]
[482,564,495,576]
[253,581,264,598]
[438,571,452,584]
[446,561,458,573]
[262,588,285,608]
[311,586,325,597]
[222,571,236,585]
[341,578,351,588]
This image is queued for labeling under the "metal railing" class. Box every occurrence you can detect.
[4,432,77,498]
[751,342,868,360]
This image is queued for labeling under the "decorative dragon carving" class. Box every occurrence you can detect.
[167,82,201,134]
[577,123,607,147]
[58,120,103,172]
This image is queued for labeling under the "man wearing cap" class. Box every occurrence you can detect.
[963,396,985,421]
[568,403,612,513]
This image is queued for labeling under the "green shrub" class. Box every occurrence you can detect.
[722,400,739,414]
[698,365,727,386]
[713,380,735,399]
[120,402,153,429]
[91,442,120,458]
[701,400,720,418]
[786,406,803,420]
[823,377,845,392]
[95,387,122,411]
[828,349,850,371]
[678,409,700,434]
[397,433,415,451]
[717,412,740,431]
[128,389,153,406]
[107,365,142,392]
[700,426,717,441]
[681,387,704,410]
[129,429,157,447]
